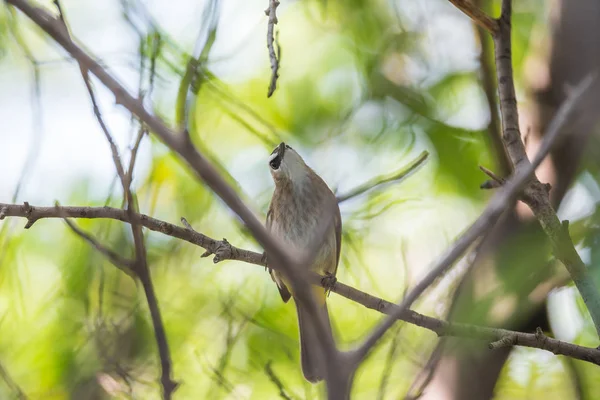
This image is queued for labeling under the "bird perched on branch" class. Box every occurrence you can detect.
[266,142,342,383]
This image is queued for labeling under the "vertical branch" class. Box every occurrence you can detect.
[492,0,529,171]
[475,0,510,176]
[376,327,401,400]
[265,0,281,97]
[492,0,600,338]
[53,2,177,396]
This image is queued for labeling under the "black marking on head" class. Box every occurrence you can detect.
[269,142,287,170]
[270,155,282,169]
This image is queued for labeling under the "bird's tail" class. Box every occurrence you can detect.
[296,293,332,383]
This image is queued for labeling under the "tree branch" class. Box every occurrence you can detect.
[491,0,600,338]
[265,361,295,400]
[0,359,27,400]
[476,11,511,176]
[60,214,135,277]
[350,67,595,365]
[264,0,281,97]
[335,151,429,203]
[3,201,600,367]
[447,0,498,34]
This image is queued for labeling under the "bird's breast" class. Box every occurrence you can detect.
[270,185,336,271]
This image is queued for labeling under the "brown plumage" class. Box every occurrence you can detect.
[266,142,341,383]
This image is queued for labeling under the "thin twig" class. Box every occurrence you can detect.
[405,343,444,400]
[125,124,147,193]
[336,151,429,203]
[377,326,401,400]
[479,165,506,189]
[265,361,294,400]
[447,0,498,33]
[60,215,135,277]
[0,359,27,400]
[265,0,281,97]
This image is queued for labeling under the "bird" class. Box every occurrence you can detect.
[265,142,342,383]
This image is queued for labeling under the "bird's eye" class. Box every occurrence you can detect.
[269,156,281,170]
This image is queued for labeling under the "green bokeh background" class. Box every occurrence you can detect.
[0,0,597,398]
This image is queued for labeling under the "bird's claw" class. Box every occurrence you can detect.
[321,273,337,297]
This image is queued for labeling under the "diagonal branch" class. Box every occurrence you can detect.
[60,213,135,277]
[351,69,595,364]
[0,359,27,400]
[264,361,295,400]
[447,0,498,34]
[335,151,429,203]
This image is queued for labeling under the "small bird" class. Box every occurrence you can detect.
[266,142,341,383]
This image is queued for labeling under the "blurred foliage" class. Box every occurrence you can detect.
[0,0,599,399]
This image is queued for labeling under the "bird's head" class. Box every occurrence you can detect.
[268,142,309,184]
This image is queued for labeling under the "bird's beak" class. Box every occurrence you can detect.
[276,142,286,158]
[269,142,287,170]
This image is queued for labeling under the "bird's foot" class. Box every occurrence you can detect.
[321,273,337,297]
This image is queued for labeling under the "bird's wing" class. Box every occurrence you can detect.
[334,203,342,272]
[266,201,292,303]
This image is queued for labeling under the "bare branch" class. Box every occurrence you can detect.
[61,215,135,277]
[3,202,600,367]
[447,0,498,34]
[264,0,281,97]
[0,359,27,400]
[322,277,600,366]
[265,361,295,400]
[377,326,401,400]
[351,70,595,365]
[492,0,600,338]
[336,151,429,203]
[0,203,265,266]
[476,15,510,176]
[124,125,147,193]
[479,165,506,189]
[404,343,444,400]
